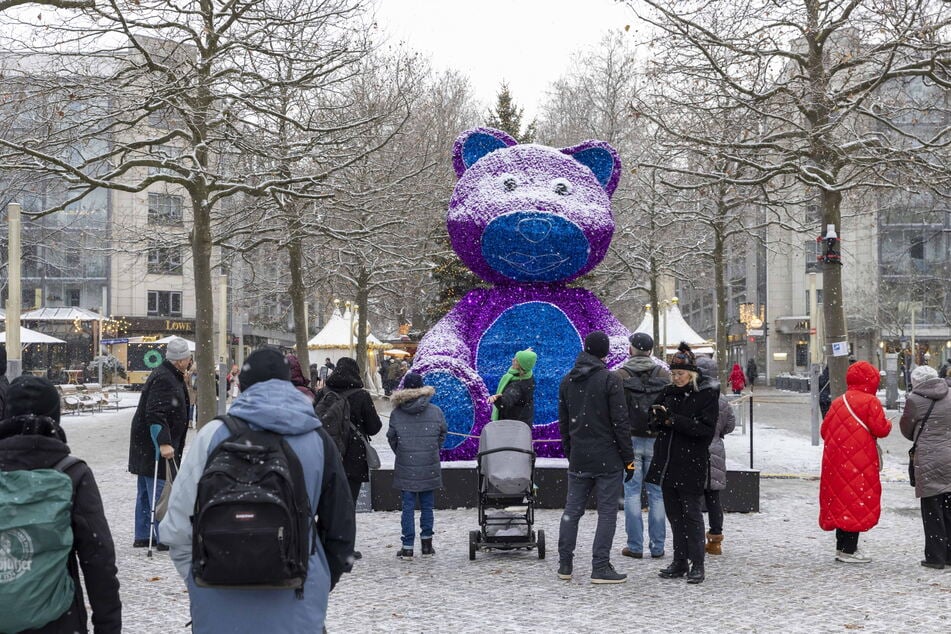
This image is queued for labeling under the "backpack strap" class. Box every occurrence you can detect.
[52,455,82,474]
[217,414,248,436]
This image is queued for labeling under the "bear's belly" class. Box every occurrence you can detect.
[476,301,582,428]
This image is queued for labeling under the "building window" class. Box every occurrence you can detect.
[795,342,809,367]
[67,288,81,307]
[148,145,177,176]
[147,290,182,317]
[147,245,183,275]
[147,193,183,225]
[804,240,821,274]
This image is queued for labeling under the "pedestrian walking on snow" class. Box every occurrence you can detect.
[0,376,121,633]
[159,348,355,634]
[696,357,736,556]
[819,361,891,563]
[900,365,951,570]
[729,363,746,395]
[127,336,191,550]
[647,342,718,584]
[615,332,670,561]
[556,331,635,584]
[487,348,537,425]
[387,373,447,559]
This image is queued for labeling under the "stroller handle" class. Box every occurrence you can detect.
[476,447,535,459]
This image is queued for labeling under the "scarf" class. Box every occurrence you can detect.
[491,349,537,420]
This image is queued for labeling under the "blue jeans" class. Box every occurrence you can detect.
[557,471,623,569]
[401,490,435,547]
[135,474,166,542]
[623,437,666,555]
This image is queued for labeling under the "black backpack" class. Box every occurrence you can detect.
[314,388,357,457]
[620,365,667,437]
[192,415,315,596]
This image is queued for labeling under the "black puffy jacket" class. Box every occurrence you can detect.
[558,351,634,473]
[318,360,382,483]
[0,419,122,633]
[646,379,718,493]
[127,360,190,479]
[494,376,535,425]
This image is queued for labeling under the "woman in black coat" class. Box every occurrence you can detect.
[0,376,121,633]
[646,343,718,584]
[316,357,382,499]
[487,349,537,425]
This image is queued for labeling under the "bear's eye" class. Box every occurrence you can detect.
[503,177,517,192]
[553,179,572,195]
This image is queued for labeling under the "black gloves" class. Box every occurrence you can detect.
[624,461,636,482]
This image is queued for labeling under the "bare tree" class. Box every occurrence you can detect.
[0,0,376,424]
[627,0,951,397]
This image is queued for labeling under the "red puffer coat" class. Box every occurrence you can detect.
[819,361,892,532]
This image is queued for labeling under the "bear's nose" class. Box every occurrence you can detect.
[516,217,552,243]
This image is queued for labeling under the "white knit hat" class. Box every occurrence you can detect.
[165,337,191,361]
[911,364,938,388]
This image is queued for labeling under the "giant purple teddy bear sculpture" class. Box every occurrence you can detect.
[414,127,630,460]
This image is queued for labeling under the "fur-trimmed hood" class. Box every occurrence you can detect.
[392,385,435,412]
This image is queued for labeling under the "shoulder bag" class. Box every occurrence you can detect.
[842,394,884,472]
[907,399,937,487]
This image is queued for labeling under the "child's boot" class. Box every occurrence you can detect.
[421,538,435,556]
[705,532,723,555]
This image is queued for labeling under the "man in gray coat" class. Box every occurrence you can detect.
[900,364,951,569]
[387,372,447,560]
[695,357,736,555]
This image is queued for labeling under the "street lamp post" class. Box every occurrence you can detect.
[6,203,22,380]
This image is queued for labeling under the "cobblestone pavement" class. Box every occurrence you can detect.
[58,394,950,633]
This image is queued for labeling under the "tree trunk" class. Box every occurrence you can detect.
[649,256,660,358]
[821,188,849,399]
[192,200,218,427]
[288,233,310,378]
[712,222,728,392]
[356,268,369,379]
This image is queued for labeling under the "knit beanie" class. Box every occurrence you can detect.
[911,364,938,388]
[403,372,424,389]
[669,342,698,373]
[584,331,611,359]
[165,337,191,361]
[629,332,653,354]
[239,347,290,391]
[6,375,62,423]
[515,349,538,375]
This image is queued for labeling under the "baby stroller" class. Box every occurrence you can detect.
[468,419,544,560]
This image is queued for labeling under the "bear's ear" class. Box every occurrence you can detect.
[561,141,621,197]
[453,127,518,177]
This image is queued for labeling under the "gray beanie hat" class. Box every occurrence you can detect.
[165,337,191,361]
[911,364,938,388]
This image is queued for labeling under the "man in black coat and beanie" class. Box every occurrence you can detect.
[0,376,121,632]
[127,337,191,549]
[314,355,382,559]
[556,331,635,584]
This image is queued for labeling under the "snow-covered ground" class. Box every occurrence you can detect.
[56,389,947,633]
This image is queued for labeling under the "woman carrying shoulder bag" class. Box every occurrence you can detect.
[900,365,951,570]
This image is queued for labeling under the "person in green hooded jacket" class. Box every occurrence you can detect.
[487,349,537,425]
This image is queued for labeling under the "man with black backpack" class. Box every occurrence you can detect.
[615,333,670,561]
[159,348,354,634]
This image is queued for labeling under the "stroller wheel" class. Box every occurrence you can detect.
[537,529,545,559]
[469,530,480,561]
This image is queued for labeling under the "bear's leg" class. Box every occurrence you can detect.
[412,355,488,460]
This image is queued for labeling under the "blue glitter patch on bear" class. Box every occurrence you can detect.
[462,132,508,170]
[423,369,475,450]
[570,147,615,189]
[476,302,581,429]
[481,211,590,282]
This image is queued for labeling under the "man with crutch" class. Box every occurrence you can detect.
[127,337,192,551]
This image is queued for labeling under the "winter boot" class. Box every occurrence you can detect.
[396,547,414,560]
[705,532,723,555]
[686,562,705,584]
[421,538,435,556]
[590,563,627,584]
[658,560,689,579]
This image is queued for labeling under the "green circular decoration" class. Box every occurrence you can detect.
[143,349,163,369]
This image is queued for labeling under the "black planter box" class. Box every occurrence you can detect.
[370,467,759,513]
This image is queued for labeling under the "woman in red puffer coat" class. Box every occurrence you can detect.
[819,361,891,563]
[728,364,746,394]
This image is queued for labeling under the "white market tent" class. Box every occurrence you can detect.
[634,299,716,356]
[153,335,197,351]
[21,307,108,322]
[0,326,66,345]
[307,308,386,392]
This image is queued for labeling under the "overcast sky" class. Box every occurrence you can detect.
[374,0,635,120]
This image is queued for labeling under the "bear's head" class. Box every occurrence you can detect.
[447,127,621,285]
